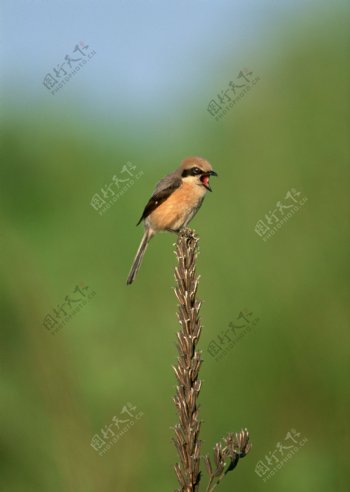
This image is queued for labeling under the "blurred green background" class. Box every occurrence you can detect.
[1,2,349,491]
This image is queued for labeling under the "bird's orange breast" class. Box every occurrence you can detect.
[147,181,207,231]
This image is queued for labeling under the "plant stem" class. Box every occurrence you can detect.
[173,228,202,491]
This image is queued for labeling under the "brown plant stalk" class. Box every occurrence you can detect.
[172,228,251,492]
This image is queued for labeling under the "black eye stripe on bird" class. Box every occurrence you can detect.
[126,156,218,285]
[181,167,203,177]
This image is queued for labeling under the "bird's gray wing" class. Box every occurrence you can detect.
[136,172,182,225]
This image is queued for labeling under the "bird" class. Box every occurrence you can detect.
[126,156,217,284]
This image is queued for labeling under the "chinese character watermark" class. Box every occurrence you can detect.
[254,188,308,242]
[90,162,144,216]
[207,68,260,122]
[207,309,260,362]
[43,284,96,335]
[255,428,308,482]
[43,41,96,96]
[90,402,144,456]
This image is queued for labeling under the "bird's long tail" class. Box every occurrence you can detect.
[127,229,153,285]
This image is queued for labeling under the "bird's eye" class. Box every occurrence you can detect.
[192,167,202,175]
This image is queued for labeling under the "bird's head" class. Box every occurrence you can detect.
[179,156,218,192]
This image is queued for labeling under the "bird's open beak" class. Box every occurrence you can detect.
[201,170,218,192]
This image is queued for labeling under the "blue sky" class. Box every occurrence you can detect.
[1,0,332,119]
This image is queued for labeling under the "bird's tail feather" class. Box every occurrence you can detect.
[126,230,153,284]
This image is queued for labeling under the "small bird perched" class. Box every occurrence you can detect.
[127,156,217,284]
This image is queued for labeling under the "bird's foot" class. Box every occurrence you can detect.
[178,227,196,239]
